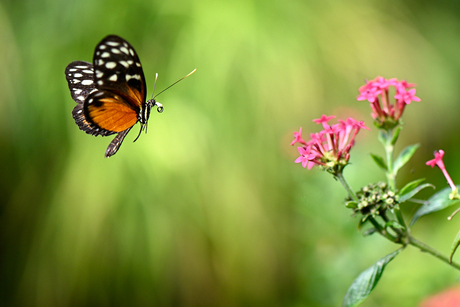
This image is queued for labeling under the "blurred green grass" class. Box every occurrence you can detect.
[2,0,460,306]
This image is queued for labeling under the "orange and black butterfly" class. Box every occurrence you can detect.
[65,35,194,157]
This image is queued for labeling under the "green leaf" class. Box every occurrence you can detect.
[363,228,377,236]
[398,178,426,197]
[342,249,402,307]
[345,201,358,209]
[390,127,402,146]
[398,183,434,203]
[393,144,420,174]
[369,153,387,171]
[384,220,404,230]
[450,229,460,263]
[409,185,460,227]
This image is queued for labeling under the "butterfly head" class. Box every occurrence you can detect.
[140,99,164,124]
[133,99,164,143]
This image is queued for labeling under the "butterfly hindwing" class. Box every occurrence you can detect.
[66,61,114,136]
[65,61,97,104]
[71,103,115,136]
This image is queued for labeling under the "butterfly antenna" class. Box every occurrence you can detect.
[150,73,159,99]
[135,69,195,143]
[153,69,196,99]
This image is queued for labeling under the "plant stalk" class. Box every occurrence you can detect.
[408,235,460,271]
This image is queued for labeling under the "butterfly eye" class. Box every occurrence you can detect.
[156,102,164,113]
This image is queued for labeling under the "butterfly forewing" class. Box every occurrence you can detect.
[92,35,146,110]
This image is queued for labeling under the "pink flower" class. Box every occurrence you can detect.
[291,116,368,174]
[426,150,457,192]
[295,146,315,169]
[312,115,336,129]
[426,150,445,168]
[373,77,392,90]
[357,77,420,126]
[399,80,416,89]
[357,87,381,103]
[290,127,307,146]
[394,88,421,105]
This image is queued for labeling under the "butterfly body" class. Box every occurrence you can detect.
[65,35,162,157]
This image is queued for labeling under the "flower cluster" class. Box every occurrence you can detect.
[345,182,397,224]
[357,76,420,129]
[291,115,369,175]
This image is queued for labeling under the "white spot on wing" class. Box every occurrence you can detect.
[120,46,129,55]
[126,74,141,81]
[119,61,129,68]
[108,74,118,81]
[81,79,93,85]
[96,70,103,78]
[105,62,117,69]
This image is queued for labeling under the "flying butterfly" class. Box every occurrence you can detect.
[65,35,195,157]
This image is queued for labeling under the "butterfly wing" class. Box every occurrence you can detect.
[92,35,147,110]
[85,90,138,133]
[65,61,115,136]
[65,61,96,103]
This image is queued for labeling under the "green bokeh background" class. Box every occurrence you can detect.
[2,0,460,306]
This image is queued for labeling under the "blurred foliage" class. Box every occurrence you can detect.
[2,0,460,306]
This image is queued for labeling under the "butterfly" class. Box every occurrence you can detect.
[65,35,195,158]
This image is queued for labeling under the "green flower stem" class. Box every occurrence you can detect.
[408,235,460,271]
[381,130,396,191]
[336,172,358,202]
[381,129,408,230]
[368,216,398,242]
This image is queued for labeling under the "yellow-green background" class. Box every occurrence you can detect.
[2,0,460,306]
